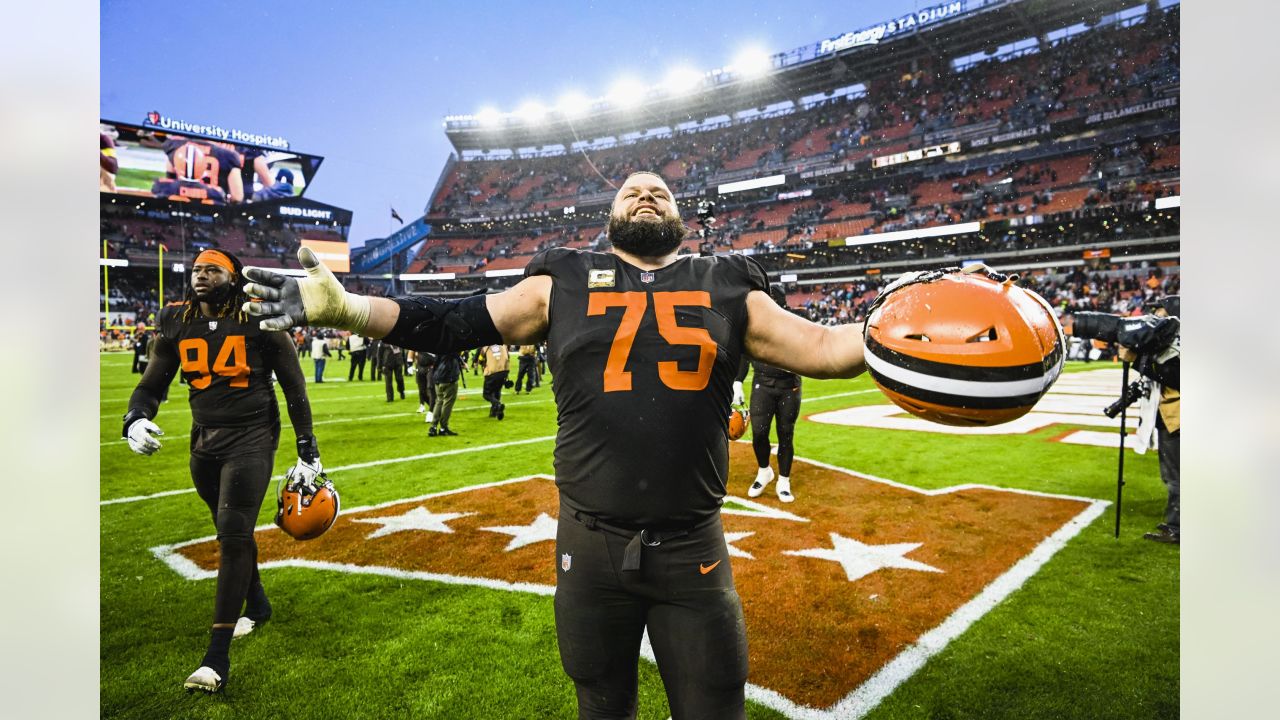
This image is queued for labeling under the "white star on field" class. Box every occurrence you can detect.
[351,506,476,539]
[783,532,943,582]
[724,531,756,559]
[480,512,559,551]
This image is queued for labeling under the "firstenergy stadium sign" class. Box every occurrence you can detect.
[143,110,291,150]
[819,1,965,54]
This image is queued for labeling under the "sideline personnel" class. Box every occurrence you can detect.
[241,171,868,718]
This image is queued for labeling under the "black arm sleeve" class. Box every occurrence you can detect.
[123,332,180,436]
[380,294,503,353]
[735,355,751,383]
[264,331,315,441]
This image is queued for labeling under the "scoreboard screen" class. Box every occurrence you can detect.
[99,119,324,206]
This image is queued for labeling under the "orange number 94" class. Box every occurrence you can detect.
[178,336,250,390]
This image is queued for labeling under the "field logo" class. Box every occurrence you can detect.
[811,368,1144,449]
[153,446,1106,719]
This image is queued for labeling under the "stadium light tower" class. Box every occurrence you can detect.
[731,46,773,79]
[557,91,592,119]
[476,107,502,127]
[664,66,704,95]
[517,100,548,124]
[608,77,647,109]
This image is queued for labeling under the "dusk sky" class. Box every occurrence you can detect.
[102,1,936,246]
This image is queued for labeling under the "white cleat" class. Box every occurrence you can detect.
[776,477,795,503]
[747,467,774,498]
[233,616,258,638]
[425,411,434,424]
[417,403,426,413]
[183,666,224,693]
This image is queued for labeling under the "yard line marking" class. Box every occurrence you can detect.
[100,398,557,445]
[100,435,556,505]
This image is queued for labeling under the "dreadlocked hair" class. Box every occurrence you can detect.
[181,249,252,325]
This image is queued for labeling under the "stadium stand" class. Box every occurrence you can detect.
[371,2,1178,300]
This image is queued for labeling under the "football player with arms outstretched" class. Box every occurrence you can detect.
[122,249,323,694]
[240,171,868,719]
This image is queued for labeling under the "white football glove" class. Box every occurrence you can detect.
[732,381,746,407]
[126,418,164,455]
[286,456,324,489]
[242,247,371,333]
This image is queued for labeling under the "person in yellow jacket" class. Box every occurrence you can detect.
[482,343,510,419]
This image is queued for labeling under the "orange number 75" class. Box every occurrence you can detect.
[586,291,717,392]
[178,336,250,389]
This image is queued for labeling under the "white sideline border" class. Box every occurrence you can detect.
[148,458,1110,719]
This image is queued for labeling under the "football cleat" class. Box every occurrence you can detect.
[863,265,1064,426]
[233,616,264,638]
[183,666,224,693]
[775,477,795,503]
[747,467,774,498]
[728,407,750,441]
[276,467,340,541]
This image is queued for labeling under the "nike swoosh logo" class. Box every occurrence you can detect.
[699,560,722,575]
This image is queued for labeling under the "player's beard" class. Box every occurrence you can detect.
[608,215,687,258]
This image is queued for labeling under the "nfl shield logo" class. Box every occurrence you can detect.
[561,553,572,572]
[208,321,218,331]
[640,271,655,284]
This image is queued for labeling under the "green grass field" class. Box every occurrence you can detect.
[100,354,1178,719]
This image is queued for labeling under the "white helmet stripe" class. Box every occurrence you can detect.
[864,347,1051,398]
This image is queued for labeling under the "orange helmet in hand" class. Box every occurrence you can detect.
[276,468,340,541]
[728,406,750,441]
[863,266,1064,426]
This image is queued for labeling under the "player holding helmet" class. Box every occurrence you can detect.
[122,248,326,693]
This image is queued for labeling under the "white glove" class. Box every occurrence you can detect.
[242,247,371,333]
[732,381,745,406]
[126,418,164,455]
[286,456,324,488]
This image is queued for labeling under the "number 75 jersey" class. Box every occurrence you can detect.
[155,304,285,428]
[525,248,769,527]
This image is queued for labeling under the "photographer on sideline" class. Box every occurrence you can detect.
[1071,295,1180,544]
[1120,296,1180,545]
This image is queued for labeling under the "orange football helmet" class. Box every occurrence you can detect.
[275,470,340,541]
[863,266,1064,426]
[728,407,750,441]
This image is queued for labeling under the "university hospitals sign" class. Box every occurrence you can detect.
[143,111,291,150]
[819,1,966,54]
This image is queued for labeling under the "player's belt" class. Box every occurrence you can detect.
[571,510,713,572]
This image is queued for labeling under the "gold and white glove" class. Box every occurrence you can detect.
[242,247,371,332]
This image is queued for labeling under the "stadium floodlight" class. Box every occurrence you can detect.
[476,107,502,127]
[608,77,647,109]
[731,46,773,79]
[557,91,592,118]
[516,100,548,124]
[664,66,704,95]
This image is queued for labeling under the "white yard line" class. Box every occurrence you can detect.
[100,435,556,505]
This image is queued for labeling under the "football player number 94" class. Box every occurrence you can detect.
[178,336,250,389]
[588,291,717,393]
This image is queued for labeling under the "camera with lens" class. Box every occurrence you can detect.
[1071,312,1179,356]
